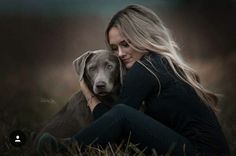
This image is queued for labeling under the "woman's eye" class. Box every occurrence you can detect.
[112,48,118,52]
[121,41,129,48]
[110,45,118,51]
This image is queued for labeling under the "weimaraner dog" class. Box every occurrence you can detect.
[34,49,126,146]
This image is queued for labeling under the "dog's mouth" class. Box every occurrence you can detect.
[96,92,109,96]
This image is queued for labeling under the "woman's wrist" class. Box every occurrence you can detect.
[86,95,100,112]
[79,79,101,111]
[86,94,95,102]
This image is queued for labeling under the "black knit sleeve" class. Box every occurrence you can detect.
[115,61,158,109]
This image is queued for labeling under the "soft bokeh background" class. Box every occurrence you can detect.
[0,0,235,154]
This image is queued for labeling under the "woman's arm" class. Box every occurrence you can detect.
[79,79,111,119]
[116,62,158,108]
[79,79,101,112]
[79,59,159,119]
[92,62,159,119]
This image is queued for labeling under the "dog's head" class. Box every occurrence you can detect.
[73,49,126,96]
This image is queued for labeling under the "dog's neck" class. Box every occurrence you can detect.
[96,85,120,106]
[84,76,120,106]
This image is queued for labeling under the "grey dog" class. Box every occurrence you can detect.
[34,49,126,148]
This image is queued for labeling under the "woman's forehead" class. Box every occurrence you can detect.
[108,27,125,44]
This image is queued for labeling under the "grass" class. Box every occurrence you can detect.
[0,133,154,156]
[0,128,173,156]
[0,96,235,155]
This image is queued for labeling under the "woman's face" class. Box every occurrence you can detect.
[108,27,144,69]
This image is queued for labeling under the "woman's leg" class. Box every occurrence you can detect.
[72,104,195,155]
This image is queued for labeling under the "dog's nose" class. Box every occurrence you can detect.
[96,81,106,89]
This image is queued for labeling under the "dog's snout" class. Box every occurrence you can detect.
[96,81,106,89]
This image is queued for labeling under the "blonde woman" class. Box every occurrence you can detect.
[38,4,230,155]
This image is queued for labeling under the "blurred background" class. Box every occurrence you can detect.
[0,0,235,154]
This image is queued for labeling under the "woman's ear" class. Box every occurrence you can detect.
[73,51,92,81]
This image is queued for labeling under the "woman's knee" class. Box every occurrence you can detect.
[111,104,131,116]
[113,103,129,111]
[107,104,139,121]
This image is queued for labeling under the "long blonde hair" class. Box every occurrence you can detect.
[105,4,219,112]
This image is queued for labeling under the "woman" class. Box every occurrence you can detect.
[38,4,230,155]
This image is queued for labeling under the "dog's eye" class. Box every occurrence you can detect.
[89,66,96,72]
[106,64,113,70]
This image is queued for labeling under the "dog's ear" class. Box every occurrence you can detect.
[73,51,93,81]
[118,57,127,86]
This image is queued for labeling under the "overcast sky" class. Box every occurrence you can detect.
[0,0,182,17]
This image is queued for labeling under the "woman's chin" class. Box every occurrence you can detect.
[125,61,136,69]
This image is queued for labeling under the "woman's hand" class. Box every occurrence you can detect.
[79,79,101,112]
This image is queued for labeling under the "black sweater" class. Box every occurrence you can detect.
[93,52,229,153]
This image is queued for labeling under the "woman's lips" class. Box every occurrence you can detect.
[123,58,131,64]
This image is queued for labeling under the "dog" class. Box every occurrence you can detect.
[33,49,125,146]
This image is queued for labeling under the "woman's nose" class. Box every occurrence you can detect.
[118,47,125,57]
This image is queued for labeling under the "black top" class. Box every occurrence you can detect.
[93,52,229,153]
